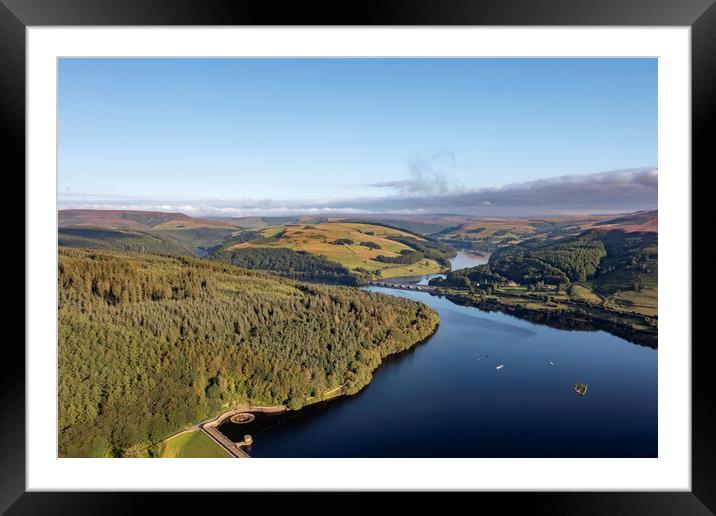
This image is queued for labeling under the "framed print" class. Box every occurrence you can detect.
[5,0,714,513]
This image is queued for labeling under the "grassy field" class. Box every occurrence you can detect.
[605,288,658,317]
[493,284,657,320]
[228,222,445,278]
[569,284,604,304]
[445,220,538,242]
[156,431,229,458]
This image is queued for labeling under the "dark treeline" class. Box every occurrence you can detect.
[439,237,491,254]
[374,234,456,267]
[376,249,424,264]
[491,231,606,283]
[384,235,456,268]
[210,247,359,285]
[588,230,658,294]
[58,249,438,457]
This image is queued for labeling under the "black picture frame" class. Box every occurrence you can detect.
[4,1,713,513]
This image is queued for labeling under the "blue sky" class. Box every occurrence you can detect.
[58,58,657,216]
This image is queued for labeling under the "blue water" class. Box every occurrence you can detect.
[388,250,489,285]
[219,253,658,458]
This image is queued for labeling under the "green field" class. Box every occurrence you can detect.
[605,288,658,317]
[228,222,445,278]
[156,431,229,458]
[569,284,604,304]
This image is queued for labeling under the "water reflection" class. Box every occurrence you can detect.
[389,251,489,285]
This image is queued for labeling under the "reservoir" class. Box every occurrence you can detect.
[218,252,657,457]
[385,250,489,285]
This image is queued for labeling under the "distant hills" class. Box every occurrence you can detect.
[431,210,657,253]
[59,210,239,256]
[56,208,658,348]
[593,210,658,233]
[57,208,657,280]
[59,209,234,230]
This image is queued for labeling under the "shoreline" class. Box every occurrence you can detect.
[378,255,656,348]
[442,291,657,348]
[194,310,441,458]
[369,275,656,347]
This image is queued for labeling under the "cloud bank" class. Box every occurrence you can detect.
[338,167,657,214]
[59,167,657,217]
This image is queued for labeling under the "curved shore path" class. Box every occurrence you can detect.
[200,405,287,458]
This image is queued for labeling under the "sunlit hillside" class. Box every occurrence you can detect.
[226,222,449,279]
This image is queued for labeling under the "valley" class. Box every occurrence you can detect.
[57,208,658,457]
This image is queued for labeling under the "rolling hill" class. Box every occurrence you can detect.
[219,221,454,280]
[57,211,457,279]
[58,226,196,256]
[432,227,657,319]
[59,209,241,256]
[57,209,656,284]
[593,210,658,233]
[59,209,234,230]
[433,211,657,253]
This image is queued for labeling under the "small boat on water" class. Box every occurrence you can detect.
[575,383,588,396]
[496,364,504,370]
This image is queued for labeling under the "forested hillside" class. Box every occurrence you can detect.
[432,229,656,293]
[428,229,657,343]
[58,249,438,457]
[58,210,239,256]
[59,227,194,256]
